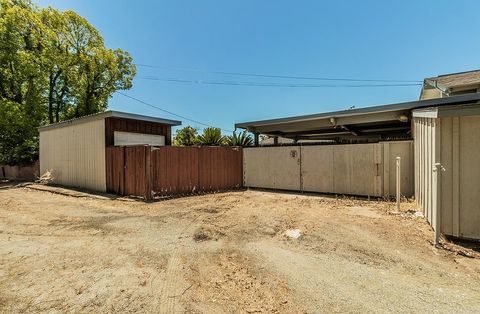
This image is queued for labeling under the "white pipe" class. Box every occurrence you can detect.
[433,162,444,246]
[396,157,401,212]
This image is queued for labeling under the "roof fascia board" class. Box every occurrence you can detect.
[413,103,480,118]
[412,108,439,118]
[251,110,408,133]
[437,104,480,118]
[38,111,111,131]
[235,93,480,130]
[38,111,181,131]
[109,111,181,126]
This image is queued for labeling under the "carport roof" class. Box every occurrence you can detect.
[235,93,480,140]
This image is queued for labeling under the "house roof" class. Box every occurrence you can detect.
[235,93,480,140]
[38,110,182,131]
[424,69,480,90]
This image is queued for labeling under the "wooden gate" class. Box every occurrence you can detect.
[106,146,243,199]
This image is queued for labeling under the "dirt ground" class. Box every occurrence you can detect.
[1,183,480,313]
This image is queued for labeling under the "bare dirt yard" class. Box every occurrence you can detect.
[1,183,480,313]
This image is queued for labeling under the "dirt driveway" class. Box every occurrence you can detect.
[1,184,480,313]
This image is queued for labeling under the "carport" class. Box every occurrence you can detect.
[236,93,480,240]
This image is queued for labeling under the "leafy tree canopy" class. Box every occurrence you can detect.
[173,126,198,146]
[0,0,136,164]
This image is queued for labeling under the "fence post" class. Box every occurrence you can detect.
[145,146,153,200]
[396,156,401,212]
[122,146,126,196]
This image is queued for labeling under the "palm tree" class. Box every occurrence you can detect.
[196,127,225,146]
[225,131,253,147]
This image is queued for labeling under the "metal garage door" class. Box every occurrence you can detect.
[114,131,165,146]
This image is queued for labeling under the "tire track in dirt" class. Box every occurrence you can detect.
[158,250,183,313]
[157,213,204,313]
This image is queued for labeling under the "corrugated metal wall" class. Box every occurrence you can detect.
[413,117,438,229]
[415,115,480,239]
[39,119,106,192]
[244,142,413,198]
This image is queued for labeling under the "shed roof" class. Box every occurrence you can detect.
[38,110,182,131]
[235,93,480,141]
[413,103,480,119]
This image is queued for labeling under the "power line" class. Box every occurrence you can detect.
[138,76,422,88]
[116,91,234,133]
[135,63,422,83]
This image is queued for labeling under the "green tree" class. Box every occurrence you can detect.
[173,126,198,146]
[225,131,253,147]
[196,127,225,146]
[0,0,136,164]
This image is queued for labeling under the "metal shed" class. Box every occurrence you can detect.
[38,111,181,192]
[413,104,480,240]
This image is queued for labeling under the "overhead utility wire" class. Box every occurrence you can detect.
[135,63,422,83]
[116,91,234,132]
[138,76,422,88]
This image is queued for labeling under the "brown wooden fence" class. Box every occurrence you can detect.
[106,146,243,199]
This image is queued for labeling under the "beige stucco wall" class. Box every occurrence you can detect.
[383,141,414,198]
[39,119,106,192]
[244,142,413,198]
[243,146,301,190]
[302,144,384,196]
[414,115,480,239]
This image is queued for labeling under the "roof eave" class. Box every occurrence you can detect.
[413,103,480,119]
[38,110,182,131]
[235,93,480,131]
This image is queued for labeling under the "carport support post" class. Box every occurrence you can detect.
[396,157,401,212]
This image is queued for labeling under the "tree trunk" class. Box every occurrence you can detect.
[48,73,54,123]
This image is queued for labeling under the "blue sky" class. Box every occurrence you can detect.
[37,0,480,133]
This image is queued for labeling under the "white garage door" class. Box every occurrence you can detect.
[114,131,165,146]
